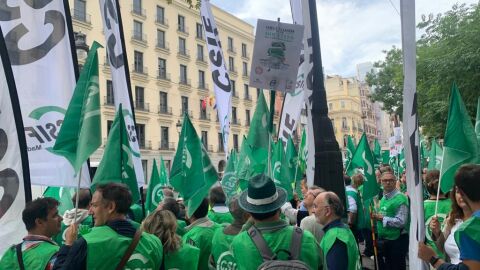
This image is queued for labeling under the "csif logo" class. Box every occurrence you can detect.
[24,106,66,151]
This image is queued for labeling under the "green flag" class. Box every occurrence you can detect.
[158,156,169,187]
[170,113,218,218]
[92,105,140,202]
[398,149,405,174]
[271,140,293,200]
[49,42,102,173]
[298,129,307,172]
[285,136,301,182]
[43,187,74,215]
[476,97,480,145]
[221,149,238,204]
[346,133,379,201]
[440,84,479,193]
[420,138,429,169]
[373,139,382,165]
[345,135,356,166]
[246,90,270,171]
[381,150,390,165]
[236,136,254,190]
[428,139,443,170]
[146,159,162,214]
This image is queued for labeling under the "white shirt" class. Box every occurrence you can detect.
[445,219,463,264]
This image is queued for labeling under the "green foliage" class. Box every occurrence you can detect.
[367,3,480,138]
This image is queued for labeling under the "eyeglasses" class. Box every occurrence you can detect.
[381,179,396,183]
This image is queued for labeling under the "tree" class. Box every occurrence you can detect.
[366,3,480,138]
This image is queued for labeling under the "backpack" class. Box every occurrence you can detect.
[247,226,310,270]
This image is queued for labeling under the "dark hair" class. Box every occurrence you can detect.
[455,164,480,202]
[162,197,180,218]
[191,198,209,219]
[250,209,279,221]
[325,192,344,217]
[448,185,464,227]
[425,170,441,196]
[95,183,132,214]
[209,186,226,205]
[23,198,59,231]
[380,165,393,173]
[343,175,351,186]
[72,189,92,209]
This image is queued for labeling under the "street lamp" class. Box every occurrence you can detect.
[176,120,182,134]
[74,32,89,70]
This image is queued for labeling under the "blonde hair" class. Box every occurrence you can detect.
[141,210,181,253]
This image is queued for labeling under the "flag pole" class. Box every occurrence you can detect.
[369,202,379,270]
[73,169,82,224]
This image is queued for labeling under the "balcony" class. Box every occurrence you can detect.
[342,126,350,132]
[132,31,147,43]
[208,145,214,152]
[177,25,189,36]
[198,82,209,91]
[139,140,151,150]
[131,5,146,17]
[179,77,191,86]
[227,47,236,55]
[71,9,91,25]
[155,17,169,28]
[241,52,250,60]
[158,106,172,115]
[232,91,239,99]
[158,142,175,151]
[199,112,211,121]
[132,65,148,76]
[245,120,251,126]
[244,93,252,101]
[180,109,194,118]
[135,101,149,112]
[177,49,190,59]
[196,55,207,64]
[231,118,241,126]
[104,96,114,106]
[217,145,225,153]
[229,67,238,77]
[157,72,171,81]
[156,41,170,52]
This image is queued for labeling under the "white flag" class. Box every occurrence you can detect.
[290,0,315,185]
[99,0,144,185]
[0,32,29,256]
[200,0,231,156]
[401,0,428,269]
[0,0,90,187]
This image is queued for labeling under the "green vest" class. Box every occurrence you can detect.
[424,198,451,259]
[53,215,93,245]
[164,243,200,270]
[208,209,234,225]
[211,226,237,270]
[454,214,480,253]
[346,188,369,229]
[0,240,59,270]
[83,226,163,269]
[231,222,320,270]
[320,225,361,270]
[377,192,409,240]
[176,219,187,236]
[182,221,220,270]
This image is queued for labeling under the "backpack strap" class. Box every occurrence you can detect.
[248,226,275,261]
[289,227,304,260]
[16,244,25,270]
[115,230,142,270]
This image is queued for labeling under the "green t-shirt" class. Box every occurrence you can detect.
[164,243,201,270]
[0,240,59,270]
[208,209,234,225]
[424,198,451,259]
[83,225,163,269]
[182,218,220,270]
[177,219,187,236]
[211,226,237,270]
[320,224,362,270]
[231,220,320,270]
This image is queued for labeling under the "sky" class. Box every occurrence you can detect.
[210,0,479,77]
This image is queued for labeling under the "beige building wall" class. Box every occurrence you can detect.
[69,0,255,183]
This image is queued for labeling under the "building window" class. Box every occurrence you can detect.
[198,70,205,89]
[231,80,236,97]
[106,80,114,105]
[218,133,224,152]
[197,44,204,61]
[159,91,168,113]
[232,107,237,124]
[201,131,208,148]
[156,6,165,24]
[196,23,203,39]
[178,15,185,32]
[246,110,251,126]
[142,159,147,182]
[133,20,143,41]
[158,58,166,79]
[135,86,144,109]
[233,134,239,151]
[73,0,87,22]
[157,30,165,48]
[136,124,145,148]
[181,96,188,115]
[340,100,345,108]
[134,51,143,73]
[342,117,348,129]
[178,37,186,55]
[161,127,169,149]
[244,84,249,99]
[228,57,234,72]
[133,0,142,15]
[242,43,247,58]
[328,102,333,110]
[107,120,113,135]
[228,37,234,51]
[242,62,248,76]
[199,100,207,119]
[180,64,187,84]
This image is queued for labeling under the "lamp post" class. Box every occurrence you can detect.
[74,32,89,71]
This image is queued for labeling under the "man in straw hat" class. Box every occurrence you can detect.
[231,174,321,269]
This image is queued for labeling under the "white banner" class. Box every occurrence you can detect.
[290,0,315,185]
[401,0,427,269]
[0,32,28,256]
[0,0,89,187]
[249,19,303,93]
[200,0,231,156]
[99,0,144,184]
